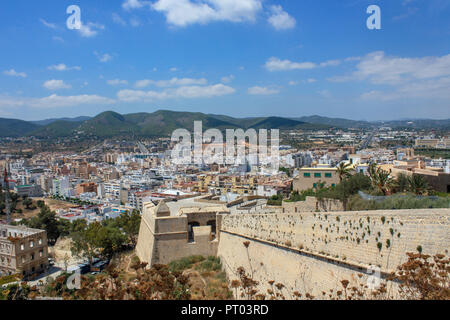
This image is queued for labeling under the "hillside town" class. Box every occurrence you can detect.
[1,0,449,305]
[1,124,449,296]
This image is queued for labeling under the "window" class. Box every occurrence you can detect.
[39,250,44,257]
[38,238,42,245]
[332,184,336,187]
[313,183,317,188]
[325,173,332,178]
[30,241,34,248]
[303,173,311,178]
[31,254,35,261]
[20,244,25,251]
[314,173,322,178]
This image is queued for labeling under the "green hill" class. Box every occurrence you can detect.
[1,110,448,139]
[72,110,323,138]
[0,118,40,137]
[294,115,373,128]
[30,120,81,138]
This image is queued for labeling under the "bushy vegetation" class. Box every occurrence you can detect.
[15,203,141,266]
[267,194,283,206]
[12,255,231,300]
[168,255,206,273]
[0,274,20,286]
[286,166,448,211]
[347,194,449,211]
[195,256,223,272]
[231,241,450,300]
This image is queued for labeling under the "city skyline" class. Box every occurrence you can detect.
[1,0,450,121]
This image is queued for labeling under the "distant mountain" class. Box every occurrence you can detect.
[31,116,91,126]
[0,111,448,138]
[0,118,40,137]
[377,119,450,130]
[30,120,82,138]
[75,110,325,137]
[293,115,373,129]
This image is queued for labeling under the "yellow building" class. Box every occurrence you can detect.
[293,168,339,192]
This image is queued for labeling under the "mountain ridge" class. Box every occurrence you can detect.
[1,111,449,138]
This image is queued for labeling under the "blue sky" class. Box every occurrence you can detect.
[0,0,449,121]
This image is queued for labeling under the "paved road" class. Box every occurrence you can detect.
[360,131,376,150]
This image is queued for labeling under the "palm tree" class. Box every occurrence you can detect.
[336,162,353,182]
[393,173,409,193]
[408,174,430,195]
[368,163,394,195]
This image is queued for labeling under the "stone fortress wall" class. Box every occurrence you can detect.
[282,196,344,213]
[135,198,449,298]
[217,208,450,297]
[136,202,229,265]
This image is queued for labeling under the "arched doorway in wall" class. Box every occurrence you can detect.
[206,220,217,239]
[188,222,200,243]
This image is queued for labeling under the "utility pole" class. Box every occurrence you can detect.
[3,166,11,225]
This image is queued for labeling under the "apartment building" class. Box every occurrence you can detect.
[0,225,49,278]
[293,167,340,192]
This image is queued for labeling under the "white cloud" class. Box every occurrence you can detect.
[48,64,81,71]
[170,67,178,72]
[135,79,153,88]
[361,77,450,101]
[248,86,280,95]
[112,13,127,26]
[353,51,450,85]
[265,57,316,71]
[330,51,450,101]
[265,57,342,72]
[289,78,317,86]
[320,60,341,67]
[52,36,64,43]
[317,90,331,98]
[221,75,235,83]
[130,17,142,27]
[43,80,72,90]
[94,52,113,63]
[393,7,419,21]
[135,77,207,88]
[152,0,263,27]
[40,18,58,29]
[122,0,151,10]
[78,22,105,38]
[118,83,235,102]
[0,94,114,109]
[107,79,129,86]
[329,51,450,85]
[3,69,27,78]
[267,5,296,30]
[32,94,114,108]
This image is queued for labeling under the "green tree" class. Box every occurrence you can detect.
[23,198,33,210]
[25,206,61,245]
[394,173,409,193]
[336,162,353,182]
[408,174,430,196]
[279,167,291,177]
[332,173,372,210]
[368,163,394,195]
[119,210,141,247]
[71,222,103,269]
